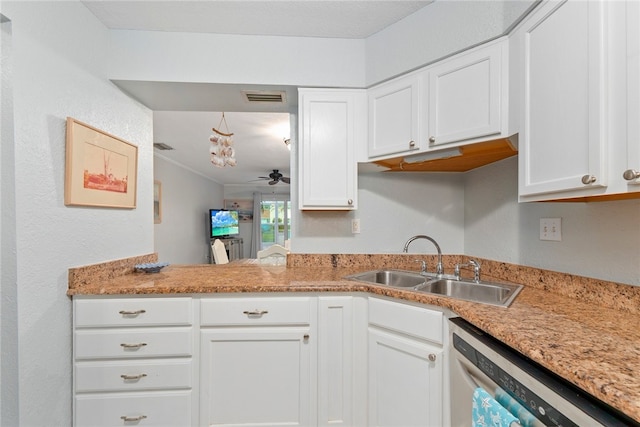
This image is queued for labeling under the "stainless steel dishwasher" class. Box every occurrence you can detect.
[448,317,639,427]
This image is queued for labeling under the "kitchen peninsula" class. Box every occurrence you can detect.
[68,253,640,425]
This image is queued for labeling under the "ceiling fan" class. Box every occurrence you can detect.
[257,169,291,185]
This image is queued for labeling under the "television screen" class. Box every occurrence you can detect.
[209,209,239,238]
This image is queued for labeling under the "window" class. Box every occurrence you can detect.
[260,199,290,249]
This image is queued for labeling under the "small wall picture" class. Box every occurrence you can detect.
[224,199,253,222]
[65,117,138,208]
[153,181,162,223]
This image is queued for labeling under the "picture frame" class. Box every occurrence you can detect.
[154,180,162,223]
[65,117,138,208]
[224,199,253,222]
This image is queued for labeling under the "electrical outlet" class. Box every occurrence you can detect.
[540,218,562,241]
[351,218,361,234]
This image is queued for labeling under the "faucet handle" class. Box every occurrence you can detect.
[468,259,481,282]
[454,259,481,282]
[414,259,427,274]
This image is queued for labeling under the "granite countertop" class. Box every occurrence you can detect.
[68,257,640,424]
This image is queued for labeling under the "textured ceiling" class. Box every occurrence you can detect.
[82,1,433,39]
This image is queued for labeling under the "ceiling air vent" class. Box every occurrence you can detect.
[243,90,287,104]
[153,142,175,150]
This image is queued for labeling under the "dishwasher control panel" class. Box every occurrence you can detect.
[453,332,577,427]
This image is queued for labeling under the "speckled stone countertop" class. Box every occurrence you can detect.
[68,253,640,424]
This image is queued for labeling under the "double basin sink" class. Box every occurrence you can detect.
[345,269,523,307]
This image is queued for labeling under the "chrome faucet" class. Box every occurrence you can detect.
[455,259,481,282]
[403,235,444,277]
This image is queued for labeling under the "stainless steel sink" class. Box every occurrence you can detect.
[417,278,523,307]
[345,269,523,307]
[345,269,429,289]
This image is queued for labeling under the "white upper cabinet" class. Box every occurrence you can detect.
[365,38,510,162]
[624,0,640,189]
[298,89,365,210]
[427,39,507,147]
[367,73,423,158]
[515,0,640,201]
[515,0,608,199]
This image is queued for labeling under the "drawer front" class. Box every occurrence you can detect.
[75,328,192,359]
[75,297,193,327]
[200,297,311,326]
[75,391,191,427]
[75,359,192,392]
[368,298,443,344]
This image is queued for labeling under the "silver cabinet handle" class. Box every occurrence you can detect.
[347,199,353,205]
[120,415,147,422]
[581,174,596,184]
[303,334,310,341]
[623,169,640,181]
[409,140,416,148]
[243,310,268,316]
[118,309,146,316]
[428,353,437,362]
[120,342,147,349]
[429,136,436,143]
[120,373,147,380]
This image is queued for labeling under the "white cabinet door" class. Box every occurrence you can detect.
[298,89,365,210]
[427,39,507,147]
[368,73,423,158]
[318,297,353,426]
[517,0,608,198]
[368,328,443,427]
[625,0,640,188]
[200,328,312,427]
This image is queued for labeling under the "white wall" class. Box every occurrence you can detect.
[154,155,224,264]
[464,157,640,286]
[365,1,536,85]
[107,30,366,88]
[293,171,466,255]
[0,1,154,425]
[0,13,18,427]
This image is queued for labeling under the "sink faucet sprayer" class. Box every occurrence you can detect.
[402,235,444,277]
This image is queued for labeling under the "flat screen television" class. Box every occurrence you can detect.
[209,209,239,238]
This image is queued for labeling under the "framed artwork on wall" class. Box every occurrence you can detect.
[154,180,162,223]
[224,199,253,222]
[65,117,138,208]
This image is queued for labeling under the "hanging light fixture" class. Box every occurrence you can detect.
[209,112,236,167]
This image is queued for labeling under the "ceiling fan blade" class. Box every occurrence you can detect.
[281,177,291,184]
[268,180,278,185]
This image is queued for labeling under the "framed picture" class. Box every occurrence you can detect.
[224,199,253,222]
[154,181,162,223]
[65,117,138,208]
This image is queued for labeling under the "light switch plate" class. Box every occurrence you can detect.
[540,218,562,241]
[351,218,361,234]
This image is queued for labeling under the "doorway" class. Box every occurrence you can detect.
[260,198,290,249]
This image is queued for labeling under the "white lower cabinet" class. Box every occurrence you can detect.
[200,328,312,427]
[73,296,195,427]
[199,297,315,427]
[74,294,446,426]
[368,298,444,427]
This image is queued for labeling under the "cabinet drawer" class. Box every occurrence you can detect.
[75,391,191,427]
[200,297,311,326]
[75,328,192,359]
[75,297,193,327]
[75,359,192,392]
[368,298,443,344]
